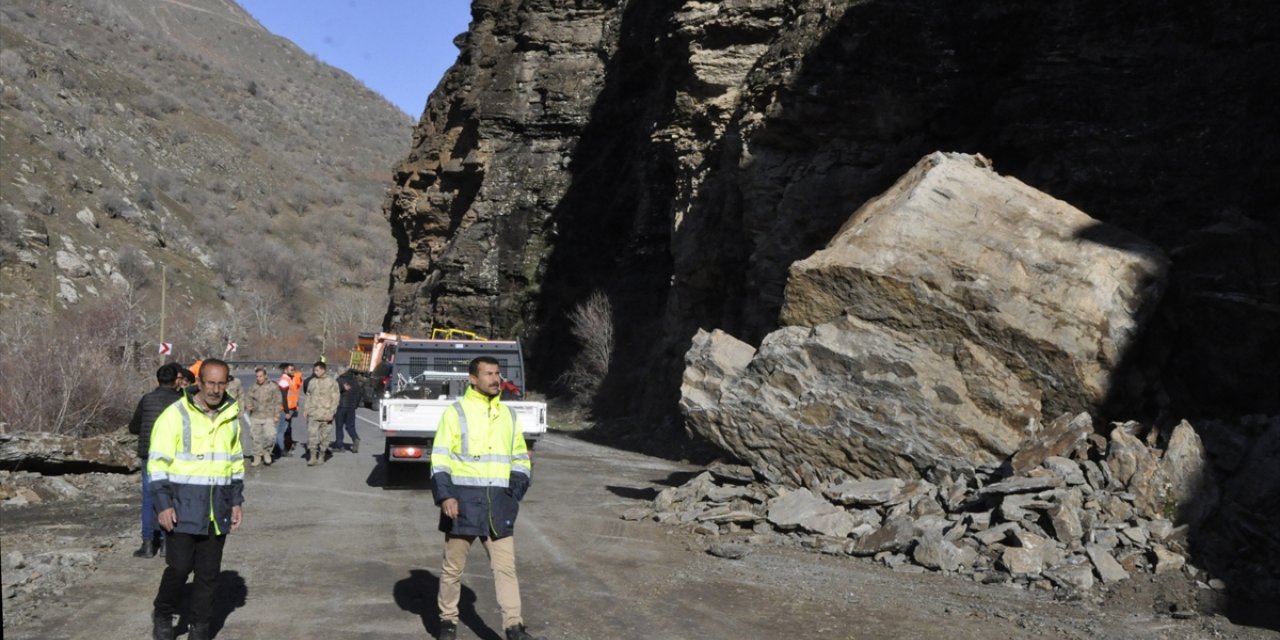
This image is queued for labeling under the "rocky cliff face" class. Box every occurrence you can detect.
[386,0,1279,422]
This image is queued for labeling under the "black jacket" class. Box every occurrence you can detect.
[127,385,181,459]
[337,374,362,408]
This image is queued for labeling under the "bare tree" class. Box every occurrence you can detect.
[559,291,614,402]
[240,288,278,337]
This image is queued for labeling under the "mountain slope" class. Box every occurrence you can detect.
[0,0,414,360]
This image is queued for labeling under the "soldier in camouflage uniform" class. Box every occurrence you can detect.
[303,361,340,466]
[223,373,254,463]
[245,367,280,466]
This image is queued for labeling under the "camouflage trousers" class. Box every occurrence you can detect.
[308,419,332,451]
[251,419,274,460]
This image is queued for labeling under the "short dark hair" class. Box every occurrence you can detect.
[199,358,230,382]
[468,356,500,376]
[313,361,327,370]
[156,362,179,385]
[279,362,290,371]
[178,368,196,383]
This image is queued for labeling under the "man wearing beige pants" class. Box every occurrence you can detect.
[245,368,279,465]
[303,361,339,466]
[429,356,544,640]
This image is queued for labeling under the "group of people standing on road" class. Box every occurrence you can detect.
[126,355,545,640]
[243,360,353,468]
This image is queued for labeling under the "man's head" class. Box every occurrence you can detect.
[156,363,179,387]
[254,367,268,384]
[312,361,327,378]
[195,358,231,409]
[468,356,503,398]
[177,367,196,389]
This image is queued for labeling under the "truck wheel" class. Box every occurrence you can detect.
[383,443,398,487]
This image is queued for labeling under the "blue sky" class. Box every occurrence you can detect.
[237,0,473,117]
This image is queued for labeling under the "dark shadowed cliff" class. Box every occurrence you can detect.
[384,0,1278,426]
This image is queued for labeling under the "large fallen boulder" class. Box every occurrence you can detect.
[682,152,1168,480]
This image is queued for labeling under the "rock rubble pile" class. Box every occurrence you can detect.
[1,469,136,626]
[632,413,1233,600]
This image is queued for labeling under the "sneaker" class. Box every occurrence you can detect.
[351,438,360,453]
[438,620,457,640]
[504,623,544,640]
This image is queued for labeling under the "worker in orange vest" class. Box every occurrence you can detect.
[274,363,304,456]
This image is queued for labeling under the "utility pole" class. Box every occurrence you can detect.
[159,265,167,351]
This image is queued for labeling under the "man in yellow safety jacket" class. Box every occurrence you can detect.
[430,356,543,640]
[147,358,244,640]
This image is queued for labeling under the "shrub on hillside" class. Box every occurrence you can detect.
[0,299,151,436]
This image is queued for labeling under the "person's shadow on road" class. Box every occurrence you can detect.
[394,569,501,640]
[176,570,247,638]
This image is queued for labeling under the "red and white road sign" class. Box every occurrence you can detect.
[158,342,172,355]
[225,340,237,354]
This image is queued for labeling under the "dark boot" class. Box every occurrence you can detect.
[505,623,544,640]
[151,612,174,640]
[133,540,156,558]
[188,622,211,640]
[155,537,165,557]
[438,620,457,640]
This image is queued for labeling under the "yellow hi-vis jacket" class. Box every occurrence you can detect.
[147,389,245,536]
[430,385,531,537]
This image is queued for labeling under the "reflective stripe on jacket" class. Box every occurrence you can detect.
[430,386,531,537]
[147,388,245,536]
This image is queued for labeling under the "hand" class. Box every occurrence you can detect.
[441,498,459,520]
[231,505,243,531]
[158,507,177,531]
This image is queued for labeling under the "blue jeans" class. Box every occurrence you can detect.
[275,411,293,451]
[140,469,163,542]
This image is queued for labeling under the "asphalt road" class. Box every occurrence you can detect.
[9,406,1255,640]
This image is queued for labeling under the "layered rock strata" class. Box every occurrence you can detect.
[385,0,1279,421]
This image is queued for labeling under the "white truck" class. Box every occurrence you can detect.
[378,337,547,482]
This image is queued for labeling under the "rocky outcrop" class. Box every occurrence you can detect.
[0,430,138,473]
[386,0,1278,424]
[681,153,1165,480]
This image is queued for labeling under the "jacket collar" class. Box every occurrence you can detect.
[464,385,501,408]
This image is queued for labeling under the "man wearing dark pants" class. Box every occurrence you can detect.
[127,362,182,558]
[148,359,245,640]
[334,369,361,452]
